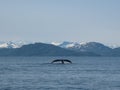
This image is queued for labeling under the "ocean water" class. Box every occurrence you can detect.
[0,57,120,90]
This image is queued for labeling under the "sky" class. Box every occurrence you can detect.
[0,0,120,45]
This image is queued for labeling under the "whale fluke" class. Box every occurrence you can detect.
[51,59,72,64]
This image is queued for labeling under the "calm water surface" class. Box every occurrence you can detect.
[0,57,120,90]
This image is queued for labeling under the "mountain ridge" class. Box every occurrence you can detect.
[0,41,120,56]
[51,41,120,56]
[0,41,119,49]
[0,42,99,56]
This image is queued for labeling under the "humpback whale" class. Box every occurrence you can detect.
[51,59,72,64]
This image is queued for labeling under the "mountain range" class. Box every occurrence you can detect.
[0,41,120,56]
[0,42,98,56]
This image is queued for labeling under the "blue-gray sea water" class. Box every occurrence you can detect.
[0,57,120,90]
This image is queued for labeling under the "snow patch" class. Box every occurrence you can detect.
[51,42,61,46]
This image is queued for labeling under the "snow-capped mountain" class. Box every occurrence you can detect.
[51,41,113,56]
[0,41,31,48]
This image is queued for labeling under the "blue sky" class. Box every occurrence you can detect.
[0,0,120,45]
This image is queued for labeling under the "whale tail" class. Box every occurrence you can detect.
[51,59,72,64]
